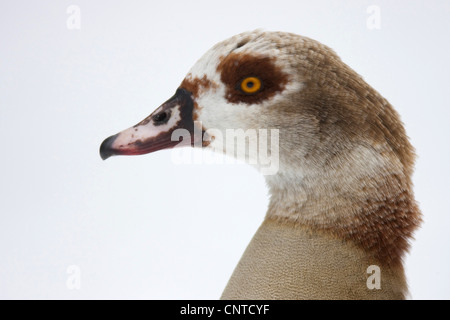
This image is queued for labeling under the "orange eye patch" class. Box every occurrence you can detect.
[240,77,262,94]
[237,77,261,93]
[217,53,288,104]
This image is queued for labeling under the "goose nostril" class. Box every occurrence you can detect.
[152,110,171,125]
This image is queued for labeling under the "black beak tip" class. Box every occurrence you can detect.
[100,134,119,160]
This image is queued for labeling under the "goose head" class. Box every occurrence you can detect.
[100,30,421,266]
[100,30,413,176]
[100,31,307,174]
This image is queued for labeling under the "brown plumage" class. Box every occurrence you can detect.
[100,30,422,299]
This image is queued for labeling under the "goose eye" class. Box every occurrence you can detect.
[240,77,262,94]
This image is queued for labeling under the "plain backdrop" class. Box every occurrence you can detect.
[1,0,449,299]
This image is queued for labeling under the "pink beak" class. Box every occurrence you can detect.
[100,88,202,160]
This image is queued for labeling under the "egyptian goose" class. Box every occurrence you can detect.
[100,30,422,300]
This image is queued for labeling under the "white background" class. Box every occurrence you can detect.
[1,0,449,299]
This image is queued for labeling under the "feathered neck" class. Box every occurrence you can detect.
[264,143,421,267]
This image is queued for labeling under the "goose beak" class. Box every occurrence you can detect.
[100,88,201,160]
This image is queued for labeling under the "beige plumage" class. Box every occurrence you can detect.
[100,30,422,299]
